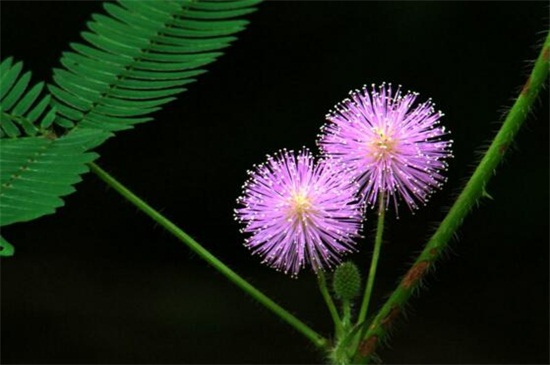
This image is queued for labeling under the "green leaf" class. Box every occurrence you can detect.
[27,95,52,123]
[0,58,61,136]
[0,57,14,81]
[40,108,58,129]
[83,112,151,131]
[0,236,15,257]
[175,8,256,20]
[0,0,261,244]
[51,0,261,133]
[12,82,45,116]
[190,0,262,11]
[0,59,23,100]
[0,128,111,227]
[0,114,21,137]
[2,71,32,110]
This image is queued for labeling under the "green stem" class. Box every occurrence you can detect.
[342,299,352,328]
[317,271,343,338]
[357,192,386,327]
[353,32,550,363]
[88,162,327,349]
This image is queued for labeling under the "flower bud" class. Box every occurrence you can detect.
[333,261,361,300]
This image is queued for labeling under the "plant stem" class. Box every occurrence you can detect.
[88,162,328,349]
[357,192,386,328]
[353,32,550,363]
[342,299,352,328]
[317,271,343,338]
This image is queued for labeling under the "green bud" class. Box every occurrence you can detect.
[332,261,361,300]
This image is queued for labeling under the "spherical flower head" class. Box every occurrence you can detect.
[318,83,453,212]
[235,148,364,277]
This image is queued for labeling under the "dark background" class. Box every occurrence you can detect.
[1,1,548,364]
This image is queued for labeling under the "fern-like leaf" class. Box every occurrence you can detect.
[0,128,111,230]
[0,236,15,257]
[50,0,261,132]
[0,56,113,252]
[0,57,58,137]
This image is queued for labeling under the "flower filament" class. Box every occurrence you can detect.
[369,128,397,161]
[288,190,314,224]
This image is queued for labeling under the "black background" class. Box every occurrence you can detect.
[1,1,548,364]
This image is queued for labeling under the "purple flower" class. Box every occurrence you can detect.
[318,83,453,211]
[235,148,364,277]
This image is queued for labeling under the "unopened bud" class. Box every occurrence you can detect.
[333,261,361,300]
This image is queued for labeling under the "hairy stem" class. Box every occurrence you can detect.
[353,32,550,363]
[317,271,343,338]
[89,162,327,349]
[357,192,386,327]
[342,299,352,329]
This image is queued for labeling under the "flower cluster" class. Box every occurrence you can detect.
[235,149,364,277]
[318,83,453,211]
[235,83,453,275]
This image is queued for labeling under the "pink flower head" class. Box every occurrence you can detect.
[318,83,453,212]
[235,148,364,277]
